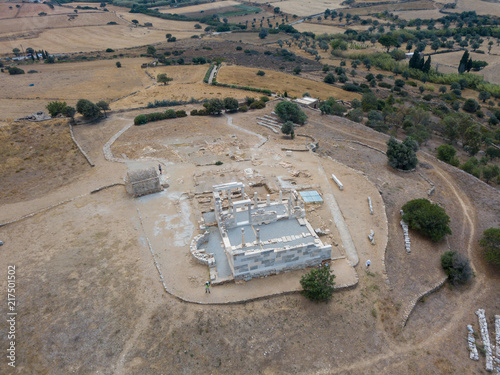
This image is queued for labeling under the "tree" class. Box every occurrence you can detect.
[478,91,491,103]
[293,65,302,75]
[482,164,500,183]
[458,50,472,74]
[436,144,459,166]
[76,99,101,121]
[116,61,121,68]
[64,106,76,122]
[300,264,335,303]
[463,125,482,156]
[441,251,473,285]
[157,73,173,85]
[275,101,307,124]
[480,228,500,267]
[422,56,431,73]
[131,19,138,25]
[463,99,479,113]
[96,101,110,117]
[431,40,440,52]
[146,45,156,56]
[256,70,265,76]
[259,28,268,39]
[386,137,418,170]
[12,48,20,56]
[378,34,398,52]
[361,91,378,112]
[323,73,336,84]
[402,198,452,242]
[46,101,67,117]
[223,97,239,113]
[203,98,224,115]
[281,120,295,139]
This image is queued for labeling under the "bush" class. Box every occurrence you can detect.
[480,228,500,267]
[342,83,363,92]
[386,137,418,170]
[461,157,481,178]
[300,265,335,303]
[116,61,121,68]
[46,101,67,117]
[436,144,459,166]
[256,70,265,76]
[323,73,336,84]
[441,251,473,285]
[402,198,452,242]
[134,114,148,125]
[378,82,392,89]
[463,99,479,113]
[249,100,266,109]
[176,110,187,117]
[8,66,24,75]
[346,109,363,123]
[76,99,101,120]
[238,105,248,112]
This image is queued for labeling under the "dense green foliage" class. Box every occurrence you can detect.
[76,99,101,121]
[386,137,418,170]
[436,144,459,166]
[46,101,68,117]
[300,265,336,303]
[480,228,500,267]
[402,199,452,242]
[441,251,473,285]
[281,120,295,139]
[275,101,307,124]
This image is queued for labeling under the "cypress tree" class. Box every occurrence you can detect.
[458,50,469,74]
[423,56,431,73]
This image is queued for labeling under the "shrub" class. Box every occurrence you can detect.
[174,110,187,118]
[215,161,223,165]
[238,105,248,112]
[441,251,473,285]
[406,81,417,87]
[116,61,121,68]
[436,144,459,166]
[386,137,418,171]
[378,82,392,89]
[106,48,114,52]
[300,265,335,303]
[46,101,67,117]
[134,114,148,125]
[402,198,452,242]
[324,73,336,84]
[76,99,101,120]
[249,100,266,109]
[8,66,24,75]
[346,109,363,122]
[342,83,363,92]
[463,99,479,113]
[461,157,481,178]
[256,70,265,76]
[480,228,500,267]
[423,94,433,101]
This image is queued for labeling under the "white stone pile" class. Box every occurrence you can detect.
[256,116,281,134]
[496,315,500,373]
[400,210,411,253]
[368,230,375,246]
[467,325,479,361]
[368,196,373,215]
[476,309,494,372]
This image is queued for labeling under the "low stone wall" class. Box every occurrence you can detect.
[190,231,215,267]
[467,325,479,361]
[69,124,94,167]
[401,277,447,328]
[232,242,331,281]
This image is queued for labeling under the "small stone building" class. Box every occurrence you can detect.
[125,167,162,197]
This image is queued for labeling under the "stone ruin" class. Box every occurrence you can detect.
[125,167,162,197]
[194,182,332,281]
[15,111,51,122]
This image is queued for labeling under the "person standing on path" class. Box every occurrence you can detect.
[205,281,210,293]
[158,164,162,175]
[365,259,371,269]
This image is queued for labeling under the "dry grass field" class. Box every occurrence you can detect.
[0,2,81,19]
[293,22,347,35]
[211,31,287,45]
[448,0,500,16]
[345,0,436,15]
[269,0,346,17]
[0,58,152,119]
[393,9,446,20]
[112,65,263,110]
[216,64,362,100]
[0,118,89,203]
[157,0,241,14]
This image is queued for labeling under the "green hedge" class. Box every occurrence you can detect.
[134,109,186,125]
[212,81,272,95]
